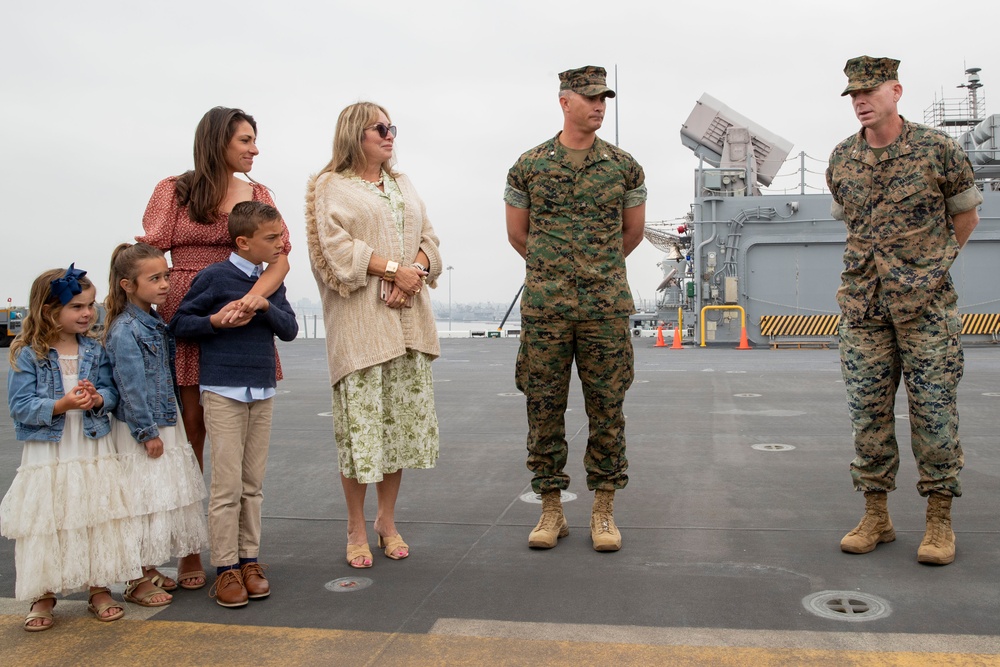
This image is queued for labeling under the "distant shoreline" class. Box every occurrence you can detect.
[295,316,521,340]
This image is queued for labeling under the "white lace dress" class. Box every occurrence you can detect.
[112,417,208,566]
[0,355,142,601]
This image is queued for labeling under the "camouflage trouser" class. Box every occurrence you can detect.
[840,283,964,497]
[515,316,634,494]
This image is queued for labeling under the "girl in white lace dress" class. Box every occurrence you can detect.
[103,243,209,607]
[1,266,140,631]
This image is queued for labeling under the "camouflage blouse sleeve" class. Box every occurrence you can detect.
[825,140,849,221]
[623,159,647,209]
[941,139,984,215]
[504,158,530,209]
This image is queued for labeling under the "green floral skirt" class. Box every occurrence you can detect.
[332,350,439,483]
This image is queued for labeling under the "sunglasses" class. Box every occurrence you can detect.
[367,122,397,139]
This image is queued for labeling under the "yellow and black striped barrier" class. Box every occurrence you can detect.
[759,313,1000,347]
[960,312,1000,336]
[759,315,840,338]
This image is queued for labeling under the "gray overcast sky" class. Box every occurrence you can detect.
[2,0,996,309]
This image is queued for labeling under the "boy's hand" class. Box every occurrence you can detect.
[211,301,255,329]
[144,436,164,459]
[233,294,270,314]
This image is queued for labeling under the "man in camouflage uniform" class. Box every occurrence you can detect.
[827,56,981,565]
[504,65,646,552]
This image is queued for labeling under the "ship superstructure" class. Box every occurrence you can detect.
[641,68,1000,347]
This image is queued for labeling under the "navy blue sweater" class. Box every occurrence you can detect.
[170,261,298,388]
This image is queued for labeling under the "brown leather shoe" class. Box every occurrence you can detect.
[240,562,270,599]
[210,568,248,608]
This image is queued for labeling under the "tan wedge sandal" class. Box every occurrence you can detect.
[378,534,409,560]
[346,543,373,568]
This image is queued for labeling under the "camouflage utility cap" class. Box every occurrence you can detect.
[841,56,900,96]
[559,66,616,98]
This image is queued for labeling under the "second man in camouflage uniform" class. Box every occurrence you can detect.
[504,65,646,552]
[827,56,982,565]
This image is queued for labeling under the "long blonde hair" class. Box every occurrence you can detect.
[316,102,397,178]
[10,268,95,367]
[103,242,165,341]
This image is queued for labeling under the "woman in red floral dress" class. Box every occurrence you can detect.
[137,107,291,589]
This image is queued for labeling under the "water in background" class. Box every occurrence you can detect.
[295,312,520,339]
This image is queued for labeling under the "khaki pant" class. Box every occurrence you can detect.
[202,391,273,567]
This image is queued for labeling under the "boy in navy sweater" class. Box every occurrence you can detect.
[171,201,298,608]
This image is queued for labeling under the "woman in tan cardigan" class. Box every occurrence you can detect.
[306,102,442,568]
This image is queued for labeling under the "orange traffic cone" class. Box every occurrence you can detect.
[671,327,683,349]
[655,326,666,347]
[736,326,751,350]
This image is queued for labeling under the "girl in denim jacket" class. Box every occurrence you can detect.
[1,266,140,631]
[104,243,208,606]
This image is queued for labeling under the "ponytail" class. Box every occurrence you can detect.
[104,242,165,341]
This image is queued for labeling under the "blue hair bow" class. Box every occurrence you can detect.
[50,264,88,305]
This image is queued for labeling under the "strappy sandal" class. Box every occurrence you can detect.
[177,570,207,590]
[24,593,56,632]
[147,571,178,592]
[87,587,125,622]
[346,543,373,568]
[124,576,172,607]
[378,534,409,560]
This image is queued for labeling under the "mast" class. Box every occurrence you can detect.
[614,64,619,146]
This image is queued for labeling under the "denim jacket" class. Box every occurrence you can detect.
[7,335,118,442]
[105,303,179,443]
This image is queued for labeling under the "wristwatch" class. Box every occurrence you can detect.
[384,260,399,280]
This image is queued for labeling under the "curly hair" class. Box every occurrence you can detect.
[10,268,96,366]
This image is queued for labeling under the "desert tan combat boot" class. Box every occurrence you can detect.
[917,492,955,565]
[528,490,569,549]
[591,489,621,552]
[840,490,895,554]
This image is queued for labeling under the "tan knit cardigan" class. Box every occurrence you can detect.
[305,171,442,387]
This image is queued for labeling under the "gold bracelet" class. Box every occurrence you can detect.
[384,260,399,280]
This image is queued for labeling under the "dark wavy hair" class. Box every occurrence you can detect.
[175,107,258,224]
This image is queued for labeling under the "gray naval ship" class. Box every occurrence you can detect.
[1,72,998,666]
[639,67,1000,350]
